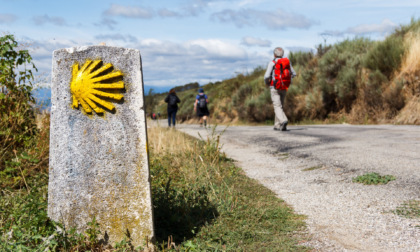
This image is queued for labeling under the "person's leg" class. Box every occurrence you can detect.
[270,88,285,129]
[168,111,171,126]
[278,90,288,130]
[172,110,177,126]
[203,115,207,127]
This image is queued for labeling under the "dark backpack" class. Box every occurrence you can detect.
[168,95,178,106]
[272,58,291,90]
[198,95,207,108]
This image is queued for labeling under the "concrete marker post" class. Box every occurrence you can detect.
[48,45,154,248]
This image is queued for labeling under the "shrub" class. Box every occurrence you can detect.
[305,87,325,119]
[364,35,405,79]
[244,89,273,122]
[0,35,38,172]
[289,51,314,68]
[295,67,317,92]
[316,38,373,113]
[361,69,387,110]
[232,83,253,107]
[176,91,196,121]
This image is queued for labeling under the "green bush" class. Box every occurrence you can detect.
[176,91,196,121]
[289,51,314,68]
[362,69,387,109]
[244,89,273,122]
[0,35,38,170]
[364,35,405,79]
[316,38,373,113]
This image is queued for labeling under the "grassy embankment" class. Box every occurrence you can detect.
[148,18,420,126]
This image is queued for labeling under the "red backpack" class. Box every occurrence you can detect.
[272,58,291,90]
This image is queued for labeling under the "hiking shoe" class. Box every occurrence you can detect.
[281,121,288,131]
[274,127,281,131]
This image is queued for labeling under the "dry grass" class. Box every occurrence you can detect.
[394,97,420,124]
[147,123,195,155]
[401,32,420,75]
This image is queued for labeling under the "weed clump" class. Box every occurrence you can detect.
[352,172,396,185]
[394,200,420,219]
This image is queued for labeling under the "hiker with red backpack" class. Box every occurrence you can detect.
[194,88,209,127]
[264,47,296,131]
[164,88,181,127]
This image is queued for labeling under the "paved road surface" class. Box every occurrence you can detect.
[177,123,420,251]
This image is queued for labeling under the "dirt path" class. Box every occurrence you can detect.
[177,123,420,251]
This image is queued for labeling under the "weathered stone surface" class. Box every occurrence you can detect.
[48,45,154,247]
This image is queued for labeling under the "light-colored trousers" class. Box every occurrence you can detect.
[270,87,288,128]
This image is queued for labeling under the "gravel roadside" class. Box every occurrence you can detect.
[177,124,420,252]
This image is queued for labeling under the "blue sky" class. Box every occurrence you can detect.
[1,0,419,93]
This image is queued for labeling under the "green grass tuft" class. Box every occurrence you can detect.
[352,172,396,185]
[394,200,420,220]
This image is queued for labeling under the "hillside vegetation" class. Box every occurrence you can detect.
[148,18,420,125]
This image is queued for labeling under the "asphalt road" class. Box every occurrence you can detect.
[177,123,420,251]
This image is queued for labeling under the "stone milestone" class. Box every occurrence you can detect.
[48,45,154,248]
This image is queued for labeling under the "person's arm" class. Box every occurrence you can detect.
[176,95,181,103]
[164,95,169,103]
[264,61,275,86]
[194,99,198,111]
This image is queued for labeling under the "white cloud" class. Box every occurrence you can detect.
[211,8,314,30]
[95,18,118,30]
[33,15,67,26]
[104,4,154,19]
[158,8,182,18]
[186,39,246,59]
[95,34,138,43]
[0,13,17,24]
[26,36,265,89]
[182,0,217,16]
[157,0,221,18]
[322,19,399,37]
[131,38,264,87]
[347,19,398,35]
[237,0,267,6]
[241,36,271,47]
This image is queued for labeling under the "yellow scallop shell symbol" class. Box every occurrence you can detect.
[70,59,124,114]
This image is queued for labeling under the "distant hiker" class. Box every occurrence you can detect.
[264,47,296,131]
[164,88,181,127]
[194,88,209,127]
